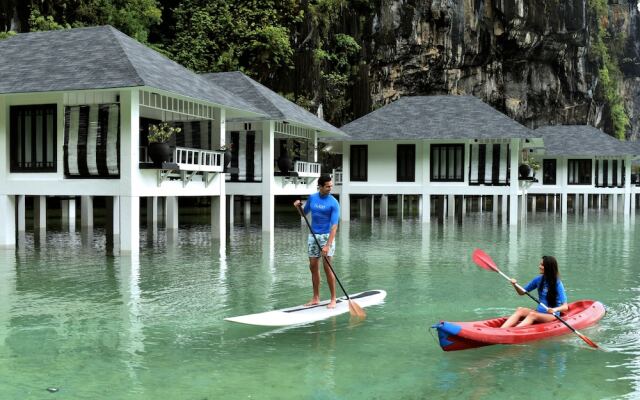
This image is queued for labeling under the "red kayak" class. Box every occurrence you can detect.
[433,300,605,351]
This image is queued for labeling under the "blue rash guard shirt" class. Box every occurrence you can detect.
[303,192,340,234]
[523,275,568,313]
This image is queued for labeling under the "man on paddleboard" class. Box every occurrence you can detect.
[294,175,340,308]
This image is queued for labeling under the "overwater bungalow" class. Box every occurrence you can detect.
[330,96,543,225]
[201,72,345,232]
[527,126,639,217]
[0,26,265,252]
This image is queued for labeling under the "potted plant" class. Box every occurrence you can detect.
[519,156,540,179]
[147,122,181,166]
[218,143,233,169]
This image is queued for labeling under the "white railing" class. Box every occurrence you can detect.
[294,161,321,178]
[332,169,343,185]
[174,147,224,172]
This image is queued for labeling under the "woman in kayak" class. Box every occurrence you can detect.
[500,255,568,328]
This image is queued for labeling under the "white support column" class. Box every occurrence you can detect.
[119,195,140,255]
[146,197,158,230]
[575,193,579,214]
[61,200,69,226]
[340,193,350,222]
[553,194,557,213]
[583,193,588,217]
[380,194,389,218]
[561,193,568,217]
[509,139,519,225]
[211,195,226,240]
[370,195,375,220]
[493,195,499,214]
[34,195,46,230]
[598,194,602,210]
[0,195,16,248]
[447,195,455,217]
[624,156,632,218]
[461,196,467,217]
[399,194,404,219]
[501,194,508,222]
[243,197,251,222]
[17,195,26,232]
[118,88,140,253]
[420,193,430,223]
[81,195,94,228]
[166,196,179,230]
[107,196,120,236]
[532,195,537,213]
[479,196,484,213]
[261,120,275,232]
[612,194,618,213]
[68,198,76,231]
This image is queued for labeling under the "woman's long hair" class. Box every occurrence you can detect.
[541,256,560,307]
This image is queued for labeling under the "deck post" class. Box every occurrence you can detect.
[420,193,430,223]
[17,195,25,232]
[228,195,235,225]
[147,197,158,231]
[81,195,94,228]
[447,195,455,217]
[119,195,140,254]
[106,196,120,236]
[612,194,618,213]
[243,197,251,222]
[0,195,16,248]
[261,120,275,232]
[561,193,568,217]
[34,195,47,231]
[381,194,388,218]
[508,139,519,225]
[339,193,350,221]
[583,193,588,217]
[399,194,404,219]
[166,196,179,230]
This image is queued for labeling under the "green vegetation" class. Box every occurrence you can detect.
[588,0,629,139]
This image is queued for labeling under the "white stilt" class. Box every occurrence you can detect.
[106,196,120,236]
[147,197,158,231]
[166,196,179,230]
[532,195,537,213]
[34,195,46,230]
[583,193,588,217]
[420,193,431,224]
[0,195,16,248]
[81,195,94,228]
[447,195,455,217]
[561,193,568,218]
[68,198,76,231]
[339,193,350,222]
[228,195,235,225]
[502,195,508,222]
[461,196,466,217]
[612,194,618,213]
[243,197,251,222]
[17,195,25,232]
[211,195,226,240]
[399,194,404,219]
[119,195,140,255]
[261,120,275,232]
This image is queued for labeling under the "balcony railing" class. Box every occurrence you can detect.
[174,147,223,172]
[294,161,321,178]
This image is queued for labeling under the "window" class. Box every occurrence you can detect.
[350,145,368,181]
[542,159,556,185]
[431,144,464,182]
[10,104,57,172]
[567,159,592,185]
[64,104,120,178]
[397,144,415,182]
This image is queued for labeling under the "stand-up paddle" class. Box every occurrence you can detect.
[471,248,598,349]
[296,204,366,320]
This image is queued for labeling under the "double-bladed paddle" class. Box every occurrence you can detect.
[471,248,598,349]
[296,204,366,320]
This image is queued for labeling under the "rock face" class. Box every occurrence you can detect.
[348,0,640,139]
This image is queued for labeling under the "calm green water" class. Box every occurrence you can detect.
[0,211,639,399]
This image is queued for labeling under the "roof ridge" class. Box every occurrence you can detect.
[237,73,287,119]
[106,26,145,86]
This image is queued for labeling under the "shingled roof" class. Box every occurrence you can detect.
[340,96,534,140]
[201,71,344,136]
[0,26,263,116]
[535,125,635,156]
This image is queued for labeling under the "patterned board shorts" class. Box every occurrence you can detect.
[307,233,336,258]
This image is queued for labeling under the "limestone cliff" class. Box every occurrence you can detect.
[339,0,640,139]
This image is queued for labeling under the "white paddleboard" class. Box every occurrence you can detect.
[225,289,387,326]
